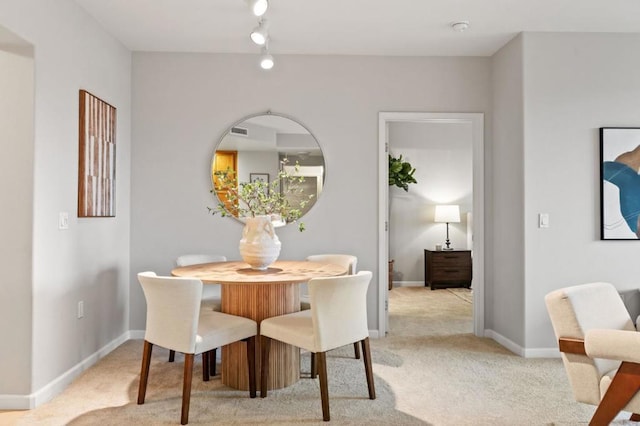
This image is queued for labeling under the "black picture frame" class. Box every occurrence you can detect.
[600,127,640,240]
[249,173,269,184]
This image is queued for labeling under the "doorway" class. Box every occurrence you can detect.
[378,112,484,337]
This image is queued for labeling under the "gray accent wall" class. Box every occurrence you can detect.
[130,53,492,331]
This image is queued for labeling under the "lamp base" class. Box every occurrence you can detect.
[442,248,454,251]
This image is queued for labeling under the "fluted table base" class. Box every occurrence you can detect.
[221,282,300,390]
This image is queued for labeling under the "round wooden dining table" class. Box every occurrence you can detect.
[171,260,347,391]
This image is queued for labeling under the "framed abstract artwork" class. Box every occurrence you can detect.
[78,90,117,217]
[600,127,640,240]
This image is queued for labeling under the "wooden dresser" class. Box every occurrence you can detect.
[424,249,472,290]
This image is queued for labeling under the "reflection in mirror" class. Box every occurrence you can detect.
[212,112,325,225]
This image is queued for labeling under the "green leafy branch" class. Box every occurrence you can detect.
[389,154,417,191]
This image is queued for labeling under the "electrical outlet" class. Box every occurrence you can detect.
[77,301,84,319]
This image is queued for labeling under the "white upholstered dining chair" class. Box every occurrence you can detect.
[169,254,226,371]
[303,254,360,360]
[260,271,375,421]
[137,272,257,425]
[545,282,640,425]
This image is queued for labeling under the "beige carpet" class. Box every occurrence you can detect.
[10,287,628,425]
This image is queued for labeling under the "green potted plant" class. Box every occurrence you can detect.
[388,154,417,191]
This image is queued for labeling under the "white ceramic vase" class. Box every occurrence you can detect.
[239,215,281,270]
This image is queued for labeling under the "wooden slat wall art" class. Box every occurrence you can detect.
[78,90,116,217]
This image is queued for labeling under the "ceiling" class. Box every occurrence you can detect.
[74,0,640,57]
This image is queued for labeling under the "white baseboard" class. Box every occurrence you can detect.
[392,281,424,288]
[484,329,561,358]
[0,330,134,410]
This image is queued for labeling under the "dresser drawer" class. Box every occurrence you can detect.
[431,267,471,282]
[431,253,471,268]
[424,249,472,290]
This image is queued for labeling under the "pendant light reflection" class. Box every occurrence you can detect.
[247,0,268,17]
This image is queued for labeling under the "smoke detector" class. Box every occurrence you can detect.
[451,21,470,32]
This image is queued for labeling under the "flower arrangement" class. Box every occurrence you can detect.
[210,163,312,232]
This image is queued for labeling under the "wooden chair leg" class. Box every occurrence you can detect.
[317,351,330,421]
[311,352,317,379]
[590,361,640,426]
[260,336,271,398]
[361,337,376,399]
[246,337,257,398]
[169,350,175,362]
[202,351,210,382]
[353,342,361,359]
[181,353,194,425]
[137,340,153,405]
[210,348,217,376]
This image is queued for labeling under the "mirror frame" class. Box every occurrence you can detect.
[211,110,326,226]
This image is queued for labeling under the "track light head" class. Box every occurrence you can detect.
[260,47,274,70]
[247,0,268,17]
[250,19,269,46]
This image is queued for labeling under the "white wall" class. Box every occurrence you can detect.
[490,35,526,347]
[389,122,472,283]
[130,53,492,331]
[0,0,131,403]
[0,42,34,395]
[522,33,640,349]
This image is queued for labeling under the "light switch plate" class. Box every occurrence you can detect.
[59,212,69,230]
[539,213,549,228]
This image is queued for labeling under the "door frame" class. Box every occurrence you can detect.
[378,112,485,337]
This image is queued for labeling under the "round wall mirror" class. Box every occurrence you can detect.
[212,112,325,225]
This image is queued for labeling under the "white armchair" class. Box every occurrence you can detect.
[137,272,257,425]
[545,282,640,425]
[260,271,375,421]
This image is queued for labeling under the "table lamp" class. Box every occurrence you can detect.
[434,205,460,250]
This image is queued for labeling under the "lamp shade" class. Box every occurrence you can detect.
[434,205,460,223]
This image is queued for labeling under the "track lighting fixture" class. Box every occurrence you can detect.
[247,0,268,17]
[250,19,269,46]
[260,46,274,70]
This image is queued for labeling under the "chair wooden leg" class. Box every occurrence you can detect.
[181,353,194,425]
[317,351,330,421]
[361,337,376,400]
[202,351,210,382]
[169,350,175,362]
[137,340,153,405]
[311,352,317,379]
[246,337,257,398]
[590,361,640,426]
[210,348,217,376]
[260,336,271,398]
[353,342,361,359]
